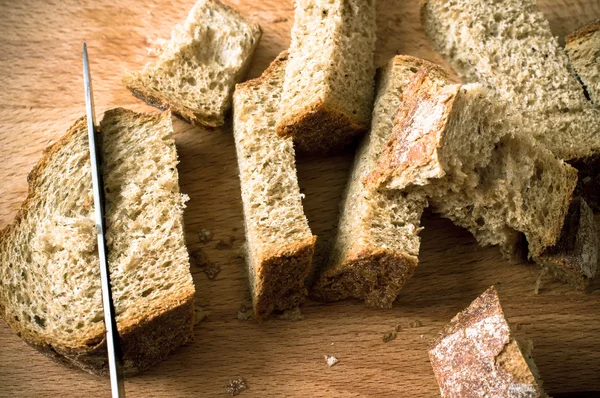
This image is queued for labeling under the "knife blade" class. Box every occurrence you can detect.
[83,43,126,398]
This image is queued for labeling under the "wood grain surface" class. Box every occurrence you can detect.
[1,0,600,397]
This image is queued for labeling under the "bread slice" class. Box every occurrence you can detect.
[233,52,316,320]
[275,0,376,152]
[535,197,598,290]
[0,109,195,375]
[430,286,547,398]
[566,20,600,105]
[311,56,435,308]
[366,68,578,258]
[421,0,600,162]
[124,0,261,127]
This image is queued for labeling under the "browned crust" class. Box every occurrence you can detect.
[535,197,598,290]
[566,19,600,44]
[236,51,288,92]
[0,110,196,375]
[253,236,317,321]
[311,247,419,308]
[364,66,454,190]
[276,99,368,154]
[123,0,262,129]
[429,286,546,397]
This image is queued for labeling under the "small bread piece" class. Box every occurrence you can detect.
[368,68,578,257]
[566,20,600,105]
[276,0,376,152]
[421,0,600,163]
[430,286,547,398]
[0,109,195,375]
[233,52,316,320]
[312,56,434,308]
[124,0,261,127]
[535,197,598,290]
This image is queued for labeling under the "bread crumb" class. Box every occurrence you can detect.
[383,331,397,343]
[216,237,236,250]
[534,267,549,294]
[194,306,209,325]
[190,249,221,280]
[278,307,304,321]
[395,324,402,332]
[272,17,288,23]
[324,355,339,367]
[198,228,213,243]
[226,378,247,396]
[236,243,247,259]
[237,304,253,321]
[409,320,422,328]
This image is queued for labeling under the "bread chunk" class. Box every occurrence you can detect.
[312,56,434,308]
[430,286,547,398]
[276,0,376,152]
[566,19,600,105]
[124,0,261,127]
[233,52,316,320]
[368,68,577,257]
[0,109,195,375]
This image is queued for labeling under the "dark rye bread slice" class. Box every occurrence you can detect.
[430,286,547,398]
[311,56,435,308]
[124,0,261,128]
[0,109,195,375]
[275,0,377,152]
[421,0,600,212]
[566,19,600,105]
[233,52,316,320]
[366,67,578,258]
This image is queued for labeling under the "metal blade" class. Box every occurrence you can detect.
[83,43,126,398]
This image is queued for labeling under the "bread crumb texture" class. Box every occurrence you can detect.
[324,355,339,367]
[226,377,247,396]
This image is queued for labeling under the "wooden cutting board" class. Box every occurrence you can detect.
[1,0,599,396]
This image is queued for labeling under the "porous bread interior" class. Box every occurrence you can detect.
[124,0,260,126]
[277,0,376,135]
[565,20,600,105]
[0,109,194,352]
[233,53,315,317]
[421,0,600,161]
[313,56,429,306]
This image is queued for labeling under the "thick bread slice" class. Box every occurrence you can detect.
[233,52,316,320]
[124,0,261,127]
[535,197,598,290]
[367,68,577,258]
[275,0,377,152]
[421,0,600,163]
[566,20,600,105]
[311,56,434,308]
[430,286,547,398]
[0,109,195,375]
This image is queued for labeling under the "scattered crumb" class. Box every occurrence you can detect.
[190,249,221,280]
[237,304,253,321]
[198,228,213,243]
[324,355,339,367]
[278,307,304,321]
[194,306,209,325]
[226,378,247,396]
[395,324,403,332]
[272,17,288,23]
[409,320,423,328]
[534,267,549,294]
[420,335,424,339]
[236,243,247,259]
[383,331,397,343]
[216,237,236,250]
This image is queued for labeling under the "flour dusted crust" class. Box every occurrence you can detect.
[429,287,546,398]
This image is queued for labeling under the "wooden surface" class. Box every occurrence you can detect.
[1,0,600,396]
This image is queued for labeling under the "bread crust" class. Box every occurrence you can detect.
[565,19,600,43]
[0,111,195,376]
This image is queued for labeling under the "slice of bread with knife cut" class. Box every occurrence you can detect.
[0,109,195,375]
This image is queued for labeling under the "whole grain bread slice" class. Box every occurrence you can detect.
[124,0,261,127]
[311,56,438,308]
[430,286,547,398]
[367,68,578,258]
[275,0,377,152]
[233,52,316,320]
[421,0,600,213]
[566,19,600,105]
[0,109,195,375]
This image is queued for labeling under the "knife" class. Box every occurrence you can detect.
[83,43,126,398]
